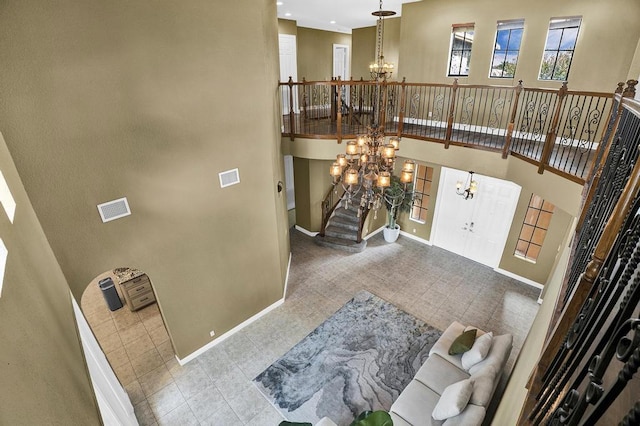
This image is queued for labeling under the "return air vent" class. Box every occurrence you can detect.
[219,168,240,188]
[97,197,131,223]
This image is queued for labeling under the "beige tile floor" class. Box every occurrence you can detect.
[82,229,541,425]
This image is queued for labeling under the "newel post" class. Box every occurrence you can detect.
[397,77,407,137]
[445,78,459,148]
[537,81,568,174]
[288,76,296,141]
[502,80,524,159]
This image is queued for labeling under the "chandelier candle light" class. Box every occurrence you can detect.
[456,171,478,200]
[329,0,415,220]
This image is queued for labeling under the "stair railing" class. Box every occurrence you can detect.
[279,78,616,184]
[320,180,346,237]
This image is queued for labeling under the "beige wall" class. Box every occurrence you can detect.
[297,28,351,81]
[352,17,402,81]
[0,134,101,424]
[628,38,640,82]
[352,26,377,81]
[278,18,298,36]
[0,0,289,359]
[398,0,640,91]
[293,158,334,232]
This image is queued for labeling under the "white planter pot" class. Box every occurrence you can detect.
[383,225,401,243]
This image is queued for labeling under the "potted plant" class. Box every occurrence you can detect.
[382,175,415,243]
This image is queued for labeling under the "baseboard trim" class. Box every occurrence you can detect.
[294,225,318,237]
[494,267,544,290]
[176,297,285,365]
[364,226,384,240]
[399,230,433,246]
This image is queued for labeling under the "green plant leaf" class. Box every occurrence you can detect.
[349,410,393,426]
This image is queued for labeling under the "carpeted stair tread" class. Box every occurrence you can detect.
[314,235,367,252]
[329,215,360,231]
[333,206,360,221]
[325,225,359,241]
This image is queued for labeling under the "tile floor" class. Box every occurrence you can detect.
[83,229,541,425]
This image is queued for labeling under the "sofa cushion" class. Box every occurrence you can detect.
[448,329,477,355]
[462,332,493,370]
[468,333,513,375]
[429,321,466,370]
[390,379,442,426]
[414,353,470,395]
[316,418,338,426]
[469,364,498,406]
[432,379,473,420]
[442,404,486,426]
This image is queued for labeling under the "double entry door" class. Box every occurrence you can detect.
[433,167,521,268]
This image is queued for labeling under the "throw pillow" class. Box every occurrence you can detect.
[462,331,493,370]
[448,329,477,355]
[431,379,473,421]
[469,365,497,406]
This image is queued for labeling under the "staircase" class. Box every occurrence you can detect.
[315,194,367,253]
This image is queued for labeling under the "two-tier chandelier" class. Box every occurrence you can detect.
[329,0,415,216]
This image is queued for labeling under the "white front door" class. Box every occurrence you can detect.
[279,34,298,114]
[72,295,138,425]
[433,168,521,268]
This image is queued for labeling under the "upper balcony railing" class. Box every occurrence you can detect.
[279,77,626,184]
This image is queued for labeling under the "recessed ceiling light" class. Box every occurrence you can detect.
[276,1,283,5]
[330,20,336,24]
[285,12,291,17]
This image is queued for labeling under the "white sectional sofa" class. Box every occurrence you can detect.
[389,321,513,425]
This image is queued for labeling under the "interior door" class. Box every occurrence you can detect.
[433,167,521,268]
[71,295,137,426]
[332,44,350,80]
[279,34,298,114]
[333,44,350,108]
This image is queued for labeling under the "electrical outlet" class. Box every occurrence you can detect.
[413,228,416,233]
[428,111,433,118]
[210,330,216,337]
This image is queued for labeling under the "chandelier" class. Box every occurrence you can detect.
[369,0,396,80]
[456,171,478,200]
[329,0,414,217]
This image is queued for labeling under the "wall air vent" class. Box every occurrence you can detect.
[97,197,131,223]
[219,168,240,188]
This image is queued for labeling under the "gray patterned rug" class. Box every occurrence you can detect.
[253,290,442,425]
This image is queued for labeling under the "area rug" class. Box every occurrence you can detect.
[253,290,442,425]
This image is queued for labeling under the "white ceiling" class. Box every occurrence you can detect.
[276,0,422,34]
